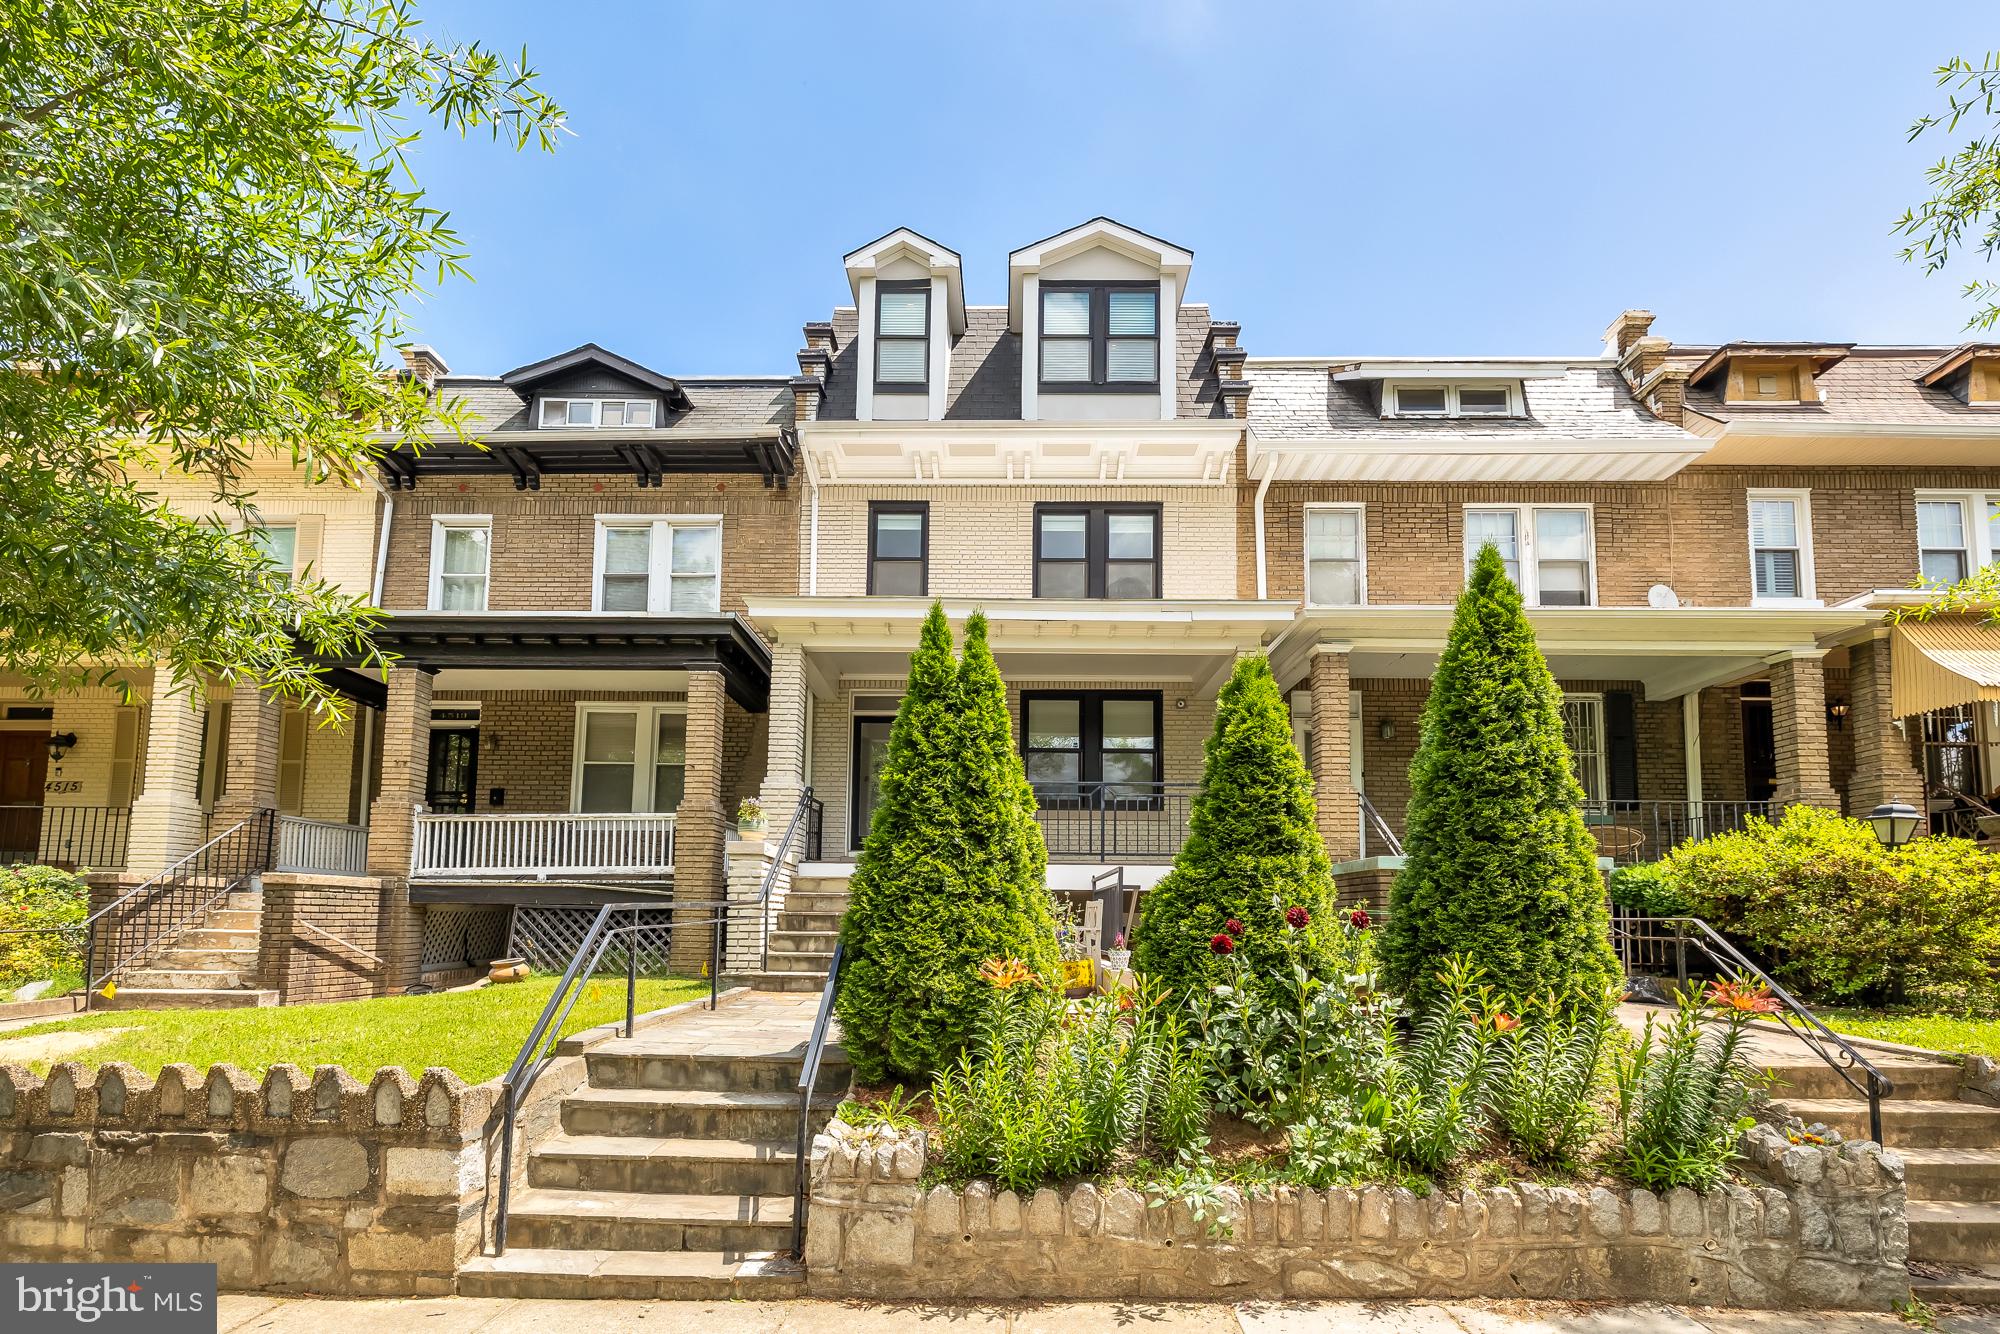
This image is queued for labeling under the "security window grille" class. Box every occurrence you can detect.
[868,503,928,595]
[1034,505,1160,599]
[1561,695,1607,802]
[874,283,929,391]
[1039,284,1158,391]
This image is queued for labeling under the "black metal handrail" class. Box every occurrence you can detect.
[792,936,843,1258]
[0,804,133,870]
[1033,780,1197,860]
[756,787,819,974]
[89,810,276,990]
[1613,913,1895,1144]
[491,894,736,1255]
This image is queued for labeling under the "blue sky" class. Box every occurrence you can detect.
[405,1,2000,376]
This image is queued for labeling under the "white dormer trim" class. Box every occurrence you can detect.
[1008,218,1192,425]
[845,228,963,424]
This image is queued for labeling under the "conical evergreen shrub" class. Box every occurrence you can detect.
[1130,654,1337,999]
[1380,544,1619,1007]
[835,604,1057,1082]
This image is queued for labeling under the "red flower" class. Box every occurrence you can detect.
[1285,905,1311,930]
[1348,908,1371,931]
[1224,918,1244,938]
[1209,933,1235,955]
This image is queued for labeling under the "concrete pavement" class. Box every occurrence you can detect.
[213,1295,1998,1333]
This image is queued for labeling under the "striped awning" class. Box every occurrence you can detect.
[1892,617,2000,716]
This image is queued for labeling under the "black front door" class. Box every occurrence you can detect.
[1741,695,1776,801]
[426,729,478,813]
[850,718,894,851]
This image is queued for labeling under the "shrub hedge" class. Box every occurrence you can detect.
[0,864,88,991]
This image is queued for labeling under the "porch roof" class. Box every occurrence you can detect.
[1265,604,1884,702]
[1891,617,2000,715]
[360,613,773,711]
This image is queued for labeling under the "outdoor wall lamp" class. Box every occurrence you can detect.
[1868,798,1922,849]
[44,732,77,764]
[1377,718,1397,741]
[1826,698,1848,731]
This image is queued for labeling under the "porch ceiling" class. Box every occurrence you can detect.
[360,613,773,711]
[1266,604,1884,701]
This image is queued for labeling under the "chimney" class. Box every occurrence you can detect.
[1641,366,1690,426]
[1601,310,1656,359]
[398,344,450,389]
[1209,323,1250,420]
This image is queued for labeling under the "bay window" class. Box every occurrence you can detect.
[592,516,723,614]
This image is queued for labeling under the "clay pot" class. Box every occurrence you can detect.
[487,957,530,984]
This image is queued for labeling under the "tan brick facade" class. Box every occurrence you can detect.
[1308,648,1359,862]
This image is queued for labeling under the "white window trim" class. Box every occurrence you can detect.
[428,515,492,612]
[1561,691,1609,802]
[1462,503,1598,608]
[1915,490,2000,581]
[569,702,690,813]
[1746,489,1820,607]
[590,514,724,614]
[1385,381,1522,419]
[1302,502,1368,607]
[537,397,658,429]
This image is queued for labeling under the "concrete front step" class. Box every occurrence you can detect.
[724,971,828,994]
[504,1187,793,1252]
[93,987,277,1011]
[561,1086,841,1141]
[177,928,259,950]
[202,909,261,932]
[456,1247,804,1300]
[766,950,833,974]
[118,967,254,990]
[153,947,260,970]
[1899,1147,2000,1202]
[1769,1097,2000,1148]
[767,930,839,954]
[1764,1060,1964,1103]
[781,892,849,916]
[527,1133,798,1197]
[585,1048,843,1094]
[1910,1263,2000,1304]
[1910,1199,2000,1265]
[773,911,843,933]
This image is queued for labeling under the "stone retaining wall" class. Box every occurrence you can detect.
[805,1122,1909,1308]
[0,1060,492,1295]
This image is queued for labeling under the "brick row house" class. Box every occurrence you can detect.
[9,216,2000,1002]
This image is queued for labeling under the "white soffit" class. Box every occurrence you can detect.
[1245,436,1712,484]
[744,596,1294,653]
[800,422,1241,485]
[1697,418,2000,467]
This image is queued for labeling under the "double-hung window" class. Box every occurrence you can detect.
[1916,492,2000,585]
[573,704,687,813]
[1747,491,1815,603]
[1039,283,1159,391]
[1304,504,1365,606]
[429,517,491,611]
[1034,504,1160,599]
[537,397,657,429]
[593,517,722,614]
[1462,505,1594,606]
[868,502,928,595]
[1021,692,1162,802]
[874,282,929,393]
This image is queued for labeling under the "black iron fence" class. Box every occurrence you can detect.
[1033,781,1197,861]
[0,805,131,870]
[88,810,276,988]
[1580,799,1775,865]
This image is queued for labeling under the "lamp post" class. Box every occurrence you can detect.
[1867,798,1922,849]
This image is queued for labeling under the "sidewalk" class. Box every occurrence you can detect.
[214,1295,1999,1333]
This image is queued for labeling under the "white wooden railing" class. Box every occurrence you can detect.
[411,811,677,878]
[274,815,370,876]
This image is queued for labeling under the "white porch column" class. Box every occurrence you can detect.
[124,679,209,876]
[1681,690,1705,836]
[739,643,812,973]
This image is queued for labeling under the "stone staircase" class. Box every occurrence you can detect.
[740,875,847,993]
[1764,1048,2000,1303]
[458,992,848,1299]
[95,887,277,1011]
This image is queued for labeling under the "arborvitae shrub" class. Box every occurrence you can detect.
[1380,544,1619,1007]
[835,605,1057,1082]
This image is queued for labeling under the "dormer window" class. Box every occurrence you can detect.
[537,397,657,429]
[1387,382,1520,418]
[874,282,930,393]
[1039,283,1159,392]
[1734,361,1800,403]
[1687,343,1849,407]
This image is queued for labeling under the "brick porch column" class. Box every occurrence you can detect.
[1846,632,1924,817]
[124,679,210,875]
[212,686,281,832]
[1767,650,1839,809]
[1309,644,1361,863]
[673,667,729,973]
[366,667,433,877]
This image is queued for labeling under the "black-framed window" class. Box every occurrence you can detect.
[1033,504,1160,599]
[1038,282,1159,392]
[874,280,929,393]
[868,501,928,596]
[1021,691,1162,801]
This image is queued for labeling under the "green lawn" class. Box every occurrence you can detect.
[0,975,709,1083]
[1819,1009,2000,1061]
